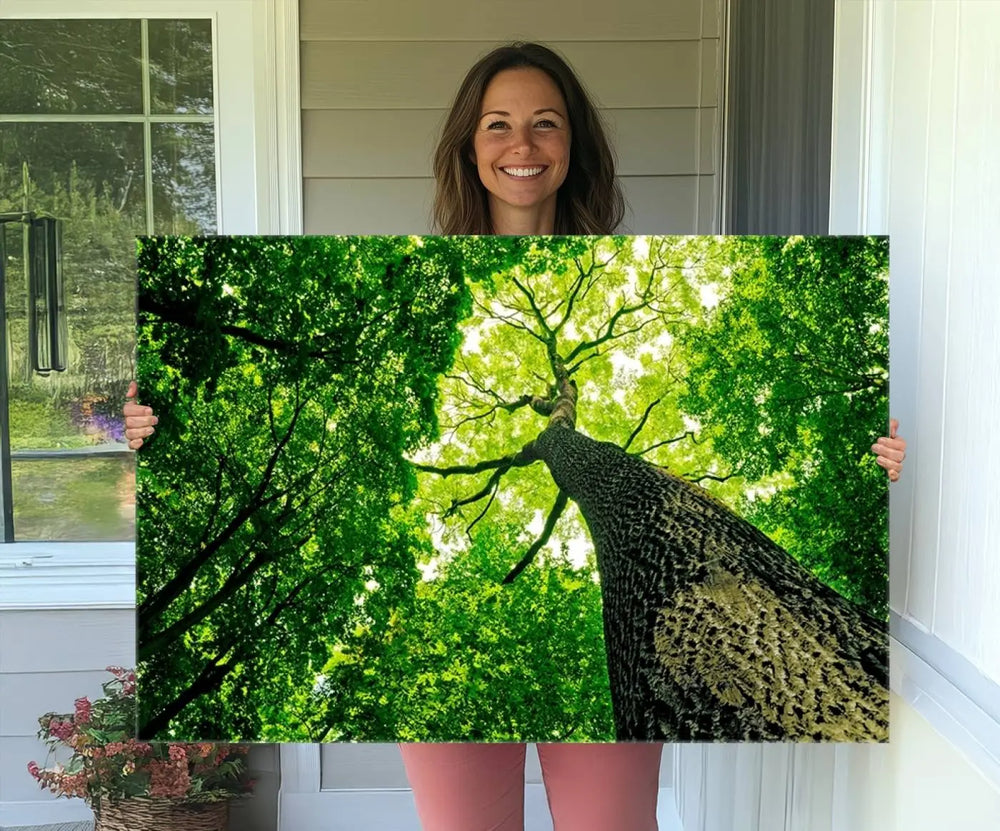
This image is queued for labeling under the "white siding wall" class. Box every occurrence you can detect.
[0,603,276,831]
[675,0,1000,829]
[857,0,1000,683]
[0,609,134,829]
[300,0,724,235]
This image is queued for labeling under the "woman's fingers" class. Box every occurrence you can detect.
[123,382,158,449]
[872,430,906,482]
[871,438,906,462]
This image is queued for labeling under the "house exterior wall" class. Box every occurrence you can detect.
[0,608,134,830]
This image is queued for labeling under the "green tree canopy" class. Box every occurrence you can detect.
[136,235,470,738]
[136,234,888,740]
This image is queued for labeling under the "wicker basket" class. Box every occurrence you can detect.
[93,798,229,831]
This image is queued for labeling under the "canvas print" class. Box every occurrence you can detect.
[135,234,889,743]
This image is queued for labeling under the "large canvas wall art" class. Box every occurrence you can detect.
[135,234,890,743]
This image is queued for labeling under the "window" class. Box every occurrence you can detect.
[0,0,300,606]
[1,17,218,541]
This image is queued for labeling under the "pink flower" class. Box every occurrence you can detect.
[74,697,92,725]
[48,719,76,741]
[27,761,40,779]
[168,745,188,762]
[149,759,191,798]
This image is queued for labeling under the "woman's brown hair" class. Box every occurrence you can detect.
[432,42,626,235]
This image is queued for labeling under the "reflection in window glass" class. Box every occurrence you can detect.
[148,19,215,115]
[2,123,143,451]
[0,123,148,231]
[12,456,134,541]
[0,20,143,114]
[152,123,218,234]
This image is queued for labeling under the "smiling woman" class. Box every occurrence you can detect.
[431,42,624,236]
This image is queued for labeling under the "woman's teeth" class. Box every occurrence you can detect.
[502,167,544,177]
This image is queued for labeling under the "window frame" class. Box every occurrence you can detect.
[0,0,302,611]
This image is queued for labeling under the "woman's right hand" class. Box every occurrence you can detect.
[123,381,158,450]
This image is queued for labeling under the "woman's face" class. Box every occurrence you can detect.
[471,67,571,230]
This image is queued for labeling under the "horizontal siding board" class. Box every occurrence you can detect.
[303,175,705,235]
[700,38,720,106]
[301,0,702,41]
[0,610,135,673]
[302,109,443,178]
[302,108,705,178]
[301,41,703,110]
[620,175,700,233]
[0,670,111,737]
[702,0,721,39]
[611,110,703,175]
[699,107,717,174]
[304,177,434,234]
[1,736,61,801]
[697,173,719,233]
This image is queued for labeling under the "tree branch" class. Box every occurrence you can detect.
[502,490,570,583]
[138,531,312,662]
[683,469,743,484]
[441,394,535,431]
[139,296,360,364]
[635,430,698,457]
[412,447,537,478]
[138,394,309,625]
[510,274,554,338]
[444,465,508,518]
[465,477,501,539]
[623,398,662,450]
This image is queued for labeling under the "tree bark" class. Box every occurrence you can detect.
[531,421,888,741]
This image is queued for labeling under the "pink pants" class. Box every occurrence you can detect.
[399,743,662,831]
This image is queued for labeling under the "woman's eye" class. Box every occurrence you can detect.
[536,119,558,128]
[485,120,509,130]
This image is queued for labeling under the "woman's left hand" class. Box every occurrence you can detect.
[872,418,906,482]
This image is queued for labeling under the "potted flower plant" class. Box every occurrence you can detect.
[27,666,254,831]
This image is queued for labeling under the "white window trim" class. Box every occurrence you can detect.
[890,622,1000,787]
[830,0,1000,791]
[0,0,302,610]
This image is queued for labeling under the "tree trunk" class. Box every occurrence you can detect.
[532,422,888,741]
